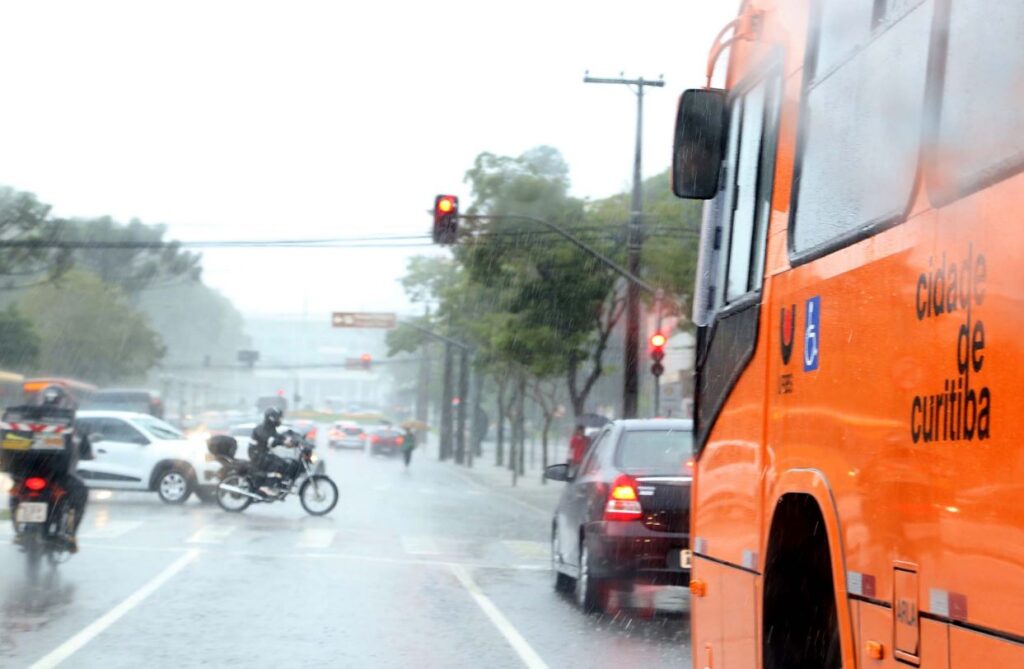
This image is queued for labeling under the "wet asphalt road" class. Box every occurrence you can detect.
[0,446,691,668]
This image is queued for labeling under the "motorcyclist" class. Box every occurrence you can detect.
[6,385,92,553]
[249,407,300,498]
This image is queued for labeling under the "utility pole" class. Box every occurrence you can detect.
[455,348,469,464]
[415,307,431,449]
[440,342,454,460]
[469,364,484,464]
[584,71,664,418]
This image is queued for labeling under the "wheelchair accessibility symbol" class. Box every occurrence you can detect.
[804,296,820,372]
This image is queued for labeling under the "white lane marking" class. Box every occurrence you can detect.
[502,540,549,560]
[402,536,441,555]
[28,549,201,669]
[450,564,550,669]
[78,521,143,540]
[186,526,236,544]
[297,528,335,549]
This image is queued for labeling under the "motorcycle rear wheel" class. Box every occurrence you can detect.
[299,475,338,516]
[217,473,255,513]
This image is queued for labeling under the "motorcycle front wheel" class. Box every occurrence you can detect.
[299,475,338,516]
[217,473,255,513]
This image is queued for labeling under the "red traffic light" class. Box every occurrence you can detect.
[433,194,459,245]
[650,332,667,348]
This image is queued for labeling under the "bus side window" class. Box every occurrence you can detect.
[930,1,1024,203]
[717,73,782,306]
[791,0,934,258]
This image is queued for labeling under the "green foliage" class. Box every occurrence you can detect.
[0,187,71,289]
[0,305,41,370]
[62,216,202,294]
[457,146,618,381]
[19,270,165,384]
[396,147,702,418]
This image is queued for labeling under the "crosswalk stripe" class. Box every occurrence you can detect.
[186,526,237,544]
[79,520,142,540]
[401,536,441,555]
[297,528,335,549]
[501,540,549,560]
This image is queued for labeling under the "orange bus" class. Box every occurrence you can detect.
[22,377,98,406]
[672,1,1024,667]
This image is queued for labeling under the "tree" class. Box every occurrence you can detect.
[63,216,202,294]
[0,187,71,290]
[459,146,622,421]
[0,305,40,370]
[20,270,165,384]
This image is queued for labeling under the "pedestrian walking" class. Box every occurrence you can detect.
[401,427,416,468]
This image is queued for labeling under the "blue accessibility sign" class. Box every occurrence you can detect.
[803,296,820,372]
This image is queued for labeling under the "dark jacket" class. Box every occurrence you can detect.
[248,421,285,464]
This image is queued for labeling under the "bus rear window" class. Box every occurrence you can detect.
[931,1,1024,202]
[615,429,694,473]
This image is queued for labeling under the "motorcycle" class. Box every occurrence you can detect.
[211,430,339,516]
[11,475,75,574]
[2,405,78,574]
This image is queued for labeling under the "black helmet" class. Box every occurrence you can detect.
[40,385,71,408]
[264,407,283,427]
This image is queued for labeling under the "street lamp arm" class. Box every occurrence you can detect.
[457,213,658,295]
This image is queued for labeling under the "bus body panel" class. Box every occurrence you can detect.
[691,0,1024,666]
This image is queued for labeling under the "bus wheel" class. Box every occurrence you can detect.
[762,494,841,669]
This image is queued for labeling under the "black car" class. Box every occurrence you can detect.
[545,418,693,611]
[367,427,405,457]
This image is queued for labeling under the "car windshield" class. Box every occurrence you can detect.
[132,416,184,441]
[615,429,693,474]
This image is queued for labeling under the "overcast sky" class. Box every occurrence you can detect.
[0,0,737,319]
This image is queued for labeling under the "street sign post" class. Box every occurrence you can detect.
[331,312,397,329]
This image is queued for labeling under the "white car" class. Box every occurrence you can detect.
[74,410,220,504]
[327,421,366,450]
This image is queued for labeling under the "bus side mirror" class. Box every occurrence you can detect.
[672,88,727,200]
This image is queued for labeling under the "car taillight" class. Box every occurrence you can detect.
[359,433,367,440]
[604,475,642,521]
[308,428,318,439]
[25,477,47,492]
[371,435,380,444]
[396,436,404,445]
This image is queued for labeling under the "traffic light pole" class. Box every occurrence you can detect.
[456,348,469,464]
[396,319,472,463]
[584,72,664,418]
[440,342,454,461]
[654,288,664,415]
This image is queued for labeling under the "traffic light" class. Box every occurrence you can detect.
[360,353,372,371]
[650,332,666,377]
[433,194,459,244]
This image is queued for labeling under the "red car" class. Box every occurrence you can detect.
[545,418,693,612]
[367,428,405,457]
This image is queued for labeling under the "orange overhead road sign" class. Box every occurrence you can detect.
[331,312,397,329]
